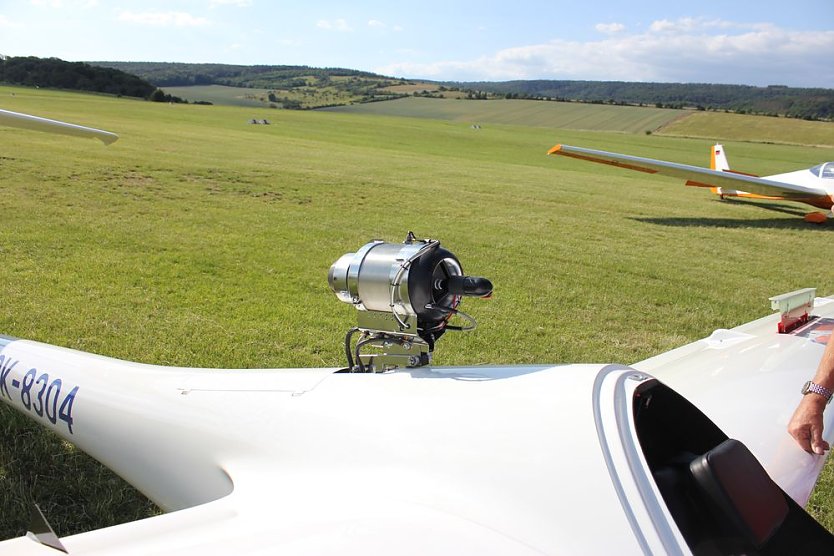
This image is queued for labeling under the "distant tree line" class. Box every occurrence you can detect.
[0,56,185,103]
[23,57,830,119]
[92,61,411,109]
[94,61,388,89]
[451,80,834,121]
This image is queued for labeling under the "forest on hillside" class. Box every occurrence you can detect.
[457,80,834,121]
[94,61,391,88]
[0,56,157,98]
[93,61,407,107]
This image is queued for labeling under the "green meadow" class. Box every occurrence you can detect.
[323,96,684,133]
[1,85,834,539]
[162,84,279,107]
[325,96,834,147]
[658,110,834,147]
[164,76,394,109]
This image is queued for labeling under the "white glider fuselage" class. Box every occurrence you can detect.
[765,166,834,197]
[1,294,833,554]
[0,342,650,554]
[715,163,834,207]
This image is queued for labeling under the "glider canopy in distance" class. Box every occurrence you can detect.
[548,143,834,222]
[0,108,118,145]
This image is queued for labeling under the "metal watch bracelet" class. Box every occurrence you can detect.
[803,380,833,404]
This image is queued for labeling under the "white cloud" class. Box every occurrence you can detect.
[31,0,99,8]
[651,18,689,33]
[376,19,834,87]
[118,11,210,27]
[0,14,21,27]
[210,0,252,7]
[595,22,625,34]
[651,17,723,33]
[316,19,352,32]
[366,19,401,32]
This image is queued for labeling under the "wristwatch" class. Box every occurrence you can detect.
[802,381,833,404]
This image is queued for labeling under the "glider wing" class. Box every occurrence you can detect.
[0,108,118,145]
[548,144,827,202]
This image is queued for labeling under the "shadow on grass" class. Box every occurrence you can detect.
[632,199,833,231]
[0,405,159,541]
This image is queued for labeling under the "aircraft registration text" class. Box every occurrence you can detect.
[0,354,78,434]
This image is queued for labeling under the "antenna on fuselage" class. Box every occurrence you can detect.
[26,503,68,554]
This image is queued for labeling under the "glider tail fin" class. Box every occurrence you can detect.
[710,144,730,172]
[710,144,729,197]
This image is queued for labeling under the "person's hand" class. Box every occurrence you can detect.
[788,394,830,454]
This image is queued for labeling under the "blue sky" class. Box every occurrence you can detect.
[1,0,833,87]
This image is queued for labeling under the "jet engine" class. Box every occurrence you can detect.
[329,232,492,372]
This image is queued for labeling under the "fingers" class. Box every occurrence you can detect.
[788,397,828,454]
[812,440,830,455]
[789,424,814,453]
[811,425,830,455]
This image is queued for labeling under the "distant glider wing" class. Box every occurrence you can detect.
[548,144,826,202]
[0,108,118,145]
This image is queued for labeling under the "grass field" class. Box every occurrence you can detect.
[321,96,685,134]
[164,78,398,109]
[657,110,834,147]
[1,85,834,540]
[162,84,279,108]
[324,96,834,147]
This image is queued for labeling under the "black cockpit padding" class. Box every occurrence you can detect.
[689,439,788,548]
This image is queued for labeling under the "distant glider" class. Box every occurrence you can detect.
[548,143,834,223]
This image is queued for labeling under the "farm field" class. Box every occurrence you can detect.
[164,76,400,109]
[162,84,278,108]
[321,96,684,134]
[324,96,834,147]
[657,110,834,147]
[1,85,834,540]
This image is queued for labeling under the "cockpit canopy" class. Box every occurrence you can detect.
[809,162,834,179]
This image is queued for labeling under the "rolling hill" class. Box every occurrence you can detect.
[321,96,684,134]
[88,61,834,120]
[322,96,834,146]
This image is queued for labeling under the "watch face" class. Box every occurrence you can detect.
[802,380,812,395]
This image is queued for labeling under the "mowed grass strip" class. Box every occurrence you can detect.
[322,96,684,134]
[162,84,278,108]
[1,85,833,538]
[658,110,834,147]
